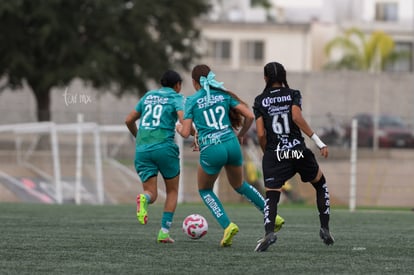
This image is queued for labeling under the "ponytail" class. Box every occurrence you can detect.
[223,89,246,130]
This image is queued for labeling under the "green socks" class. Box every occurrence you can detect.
[235,181,265,212]
[199,189,230,229]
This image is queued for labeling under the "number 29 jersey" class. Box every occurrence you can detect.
[135,87,183,152]
[253,87,305,151]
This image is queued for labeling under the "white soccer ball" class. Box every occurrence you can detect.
[182,214,208,239]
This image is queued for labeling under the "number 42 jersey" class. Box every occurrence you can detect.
[184,88,239,151]
[253,87,306,151]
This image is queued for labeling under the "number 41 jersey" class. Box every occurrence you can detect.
[135,87,183,152]
[253,87,306,151]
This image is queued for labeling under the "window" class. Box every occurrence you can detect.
[384,42,412,72]
[206,39,231,64]
[240,40,264,66]
[375,2,398,21]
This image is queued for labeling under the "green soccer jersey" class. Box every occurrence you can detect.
[184,88,239,150]
[135,87,183,152]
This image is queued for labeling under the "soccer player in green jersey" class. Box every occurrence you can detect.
[176,64,284,247]
[125,70,184,243]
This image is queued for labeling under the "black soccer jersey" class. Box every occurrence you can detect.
[253,87,306,151]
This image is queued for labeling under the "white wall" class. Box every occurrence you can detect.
[358,0,413,24]
[201,22,311,71]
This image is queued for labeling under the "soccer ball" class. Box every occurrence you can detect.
[182,214,208,239]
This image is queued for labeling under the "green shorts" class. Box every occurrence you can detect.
[199,137,243,175]
[134,143,180,182]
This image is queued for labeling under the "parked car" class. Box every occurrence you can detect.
[318,112,347,147]
[344,113,414,148]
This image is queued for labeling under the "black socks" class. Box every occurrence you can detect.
[311,175,330,229]
[264,190,281,234]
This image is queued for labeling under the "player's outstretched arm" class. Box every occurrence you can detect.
[292,105,328,158]
[233,103,254,144]
[125,110,140,137]
[255,117,267,153]
[176,118,193,138]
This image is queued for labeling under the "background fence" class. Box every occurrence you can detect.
[0,71,413,208]
[0,118,413,208]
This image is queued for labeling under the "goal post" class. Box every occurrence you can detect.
[349,118,358,212]
[0,119,112,204]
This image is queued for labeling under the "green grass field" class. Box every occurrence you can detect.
[0,202,413,274]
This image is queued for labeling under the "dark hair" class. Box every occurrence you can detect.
[264,62,289,90]
[160,70,182,88]
[192,64,246,130]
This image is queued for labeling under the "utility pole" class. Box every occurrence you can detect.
[412,1,414,128]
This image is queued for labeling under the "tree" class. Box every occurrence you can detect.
[0,0,210,121]
[324,28,410,151]
[251,0,272,9]
[324,27,409,72]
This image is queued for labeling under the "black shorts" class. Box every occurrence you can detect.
[262,147,319,189]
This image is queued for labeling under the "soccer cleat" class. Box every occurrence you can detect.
[255,232,277,252]
[136,194,148,224]
[157,230,175,243]
[274,215,285,232]
[220,222,239,247]
[319,227,335,245]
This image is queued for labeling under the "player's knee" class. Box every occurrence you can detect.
[311,174,326,188]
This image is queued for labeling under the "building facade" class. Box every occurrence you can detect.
[199,0,414,72]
